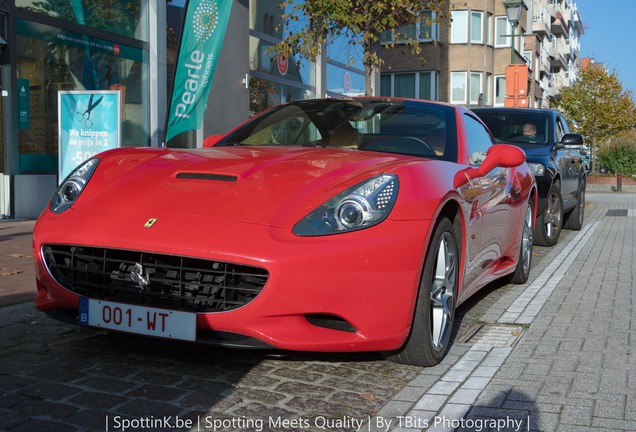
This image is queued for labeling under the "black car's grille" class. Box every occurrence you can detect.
[42,245,268,313]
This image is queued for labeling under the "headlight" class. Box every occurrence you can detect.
[50,158,100,214]
[527,163,545,176]
[293,174,399,236]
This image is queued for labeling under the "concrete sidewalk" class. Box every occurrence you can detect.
[374,191,636,431]
[0,220,35,306]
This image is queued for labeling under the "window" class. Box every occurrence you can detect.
[380,72,439,100]
[394,74,416,98]
[470,73,482,105]
[419,72,438,100]
[420,11,439,41]
[495,16,511,47]
[381,11,439,43]
[16,19,148,173]
[486,14,493,45]
[463,114,493,165]
[451,11,468,43]
[450,72,467,104]
[16,0,147,41]
[471,12,484,43]
[494,75,506,106]
[484,73,492,106]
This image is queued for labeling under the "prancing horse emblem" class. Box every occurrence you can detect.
[130,263,150,291]
[143,218,158,228]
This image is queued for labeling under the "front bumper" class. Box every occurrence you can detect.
[34,209,431,352]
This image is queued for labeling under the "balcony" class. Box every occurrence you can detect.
[532,8,551,35]
[551,12,568,35]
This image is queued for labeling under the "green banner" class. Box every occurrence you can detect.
[165,0,233,143]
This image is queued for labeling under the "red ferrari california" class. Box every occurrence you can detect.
[33,98,536,366]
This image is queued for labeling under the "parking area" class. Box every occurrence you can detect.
[1,191,634,431]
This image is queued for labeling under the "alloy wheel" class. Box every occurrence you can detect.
[429,231,457,351]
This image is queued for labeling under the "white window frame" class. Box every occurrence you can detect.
[470,11,484,44]
[494,74,506,106]
[380,72,439,100]
[484,73,492,106]
[450,72,467,104]
[495,16,511,48]
[470,72,483,105]
[486,13,493,46]
[451,11,468,44]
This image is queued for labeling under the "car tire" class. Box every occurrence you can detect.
[563,178,585,231]
[506,199,534,284]
[385,217,459,367]
[534,183,563,246]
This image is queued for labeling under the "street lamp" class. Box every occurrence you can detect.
[503,0,523,64]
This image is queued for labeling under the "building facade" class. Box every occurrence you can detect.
[0,0,364,219]
[0,0,584,219]
[379,0,584,110]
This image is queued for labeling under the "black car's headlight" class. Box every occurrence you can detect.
[527,163,546,176]
[293,174,399,236]
[50,158,100,214]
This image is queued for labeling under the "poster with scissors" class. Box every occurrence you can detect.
[58,90,121,182]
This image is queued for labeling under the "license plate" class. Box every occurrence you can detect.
[79,298,196,341]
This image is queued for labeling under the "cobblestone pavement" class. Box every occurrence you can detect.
[0,191,631,432]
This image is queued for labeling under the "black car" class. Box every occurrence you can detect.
[472,108,586,246]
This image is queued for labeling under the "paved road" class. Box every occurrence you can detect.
[0,190,632,431]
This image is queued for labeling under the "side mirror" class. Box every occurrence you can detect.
[453,144,526,189]
[561,133,583,147]
[202,134,224,148]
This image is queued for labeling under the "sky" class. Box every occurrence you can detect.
[576,0,635,96]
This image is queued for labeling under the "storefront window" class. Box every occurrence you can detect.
[16,19,148,173]
[16,0,147,42]
[248,0,314,115]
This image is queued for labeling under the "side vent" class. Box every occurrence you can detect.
[305,314,356,333]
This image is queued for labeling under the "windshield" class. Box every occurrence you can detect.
[218,98,458,161]
[474,111,549,145]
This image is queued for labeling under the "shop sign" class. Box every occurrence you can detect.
[58,91,121,181]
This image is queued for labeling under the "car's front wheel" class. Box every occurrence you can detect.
[385,217,459,367]
[534,183,563,246]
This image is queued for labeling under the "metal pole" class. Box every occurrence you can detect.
[510,25,516,64]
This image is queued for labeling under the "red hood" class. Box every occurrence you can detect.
[74,146,418,227]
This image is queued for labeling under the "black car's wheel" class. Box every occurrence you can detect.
[507,199,534,284]
[563,179,585,230]
[385,217,459,367]
[534,183,563,246]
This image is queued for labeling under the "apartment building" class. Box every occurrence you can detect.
[379,0,584,109]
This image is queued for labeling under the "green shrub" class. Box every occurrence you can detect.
[597,144,636,175]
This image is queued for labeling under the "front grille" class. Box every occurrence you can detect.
[42,245,268,313]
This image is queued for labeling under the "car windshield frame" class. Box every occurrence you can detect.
[217,98,459,162]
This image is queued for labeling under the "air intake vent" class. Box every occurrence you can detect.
[176,173,237,182]
[42,245,267,313]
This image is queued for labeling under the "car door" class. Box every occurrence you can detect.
[555,115,580,208]
[457,114,518,300]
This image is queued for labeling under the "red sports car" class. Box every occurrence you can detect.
[33,98,536,366]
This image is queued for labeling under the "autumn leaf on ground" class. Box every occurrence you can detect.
[361,392,376,401]
[0,268,21,276]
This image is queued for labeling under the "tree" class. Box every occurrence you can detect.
[271,0,447,96]
[552,66,636,172]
